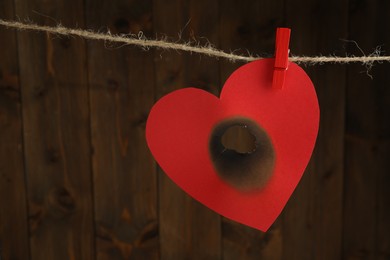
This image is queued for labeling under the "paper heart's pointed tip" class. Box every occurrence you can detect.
[223,217,270,233]
[146,58,319,231]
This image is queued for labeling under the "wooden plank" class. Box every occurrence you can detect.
[85,0,158,259]
[14,1,94,259]
[343,1,390,258]
[153,0,221,258]
[0,1,29,259]
[219,1,284,259]
[282,1,348,259]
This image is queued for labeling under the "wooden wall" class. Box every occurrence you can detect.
[0,0,389,259]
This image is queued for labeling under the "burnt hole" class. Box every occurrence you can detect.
[114,18,130,34]
[221,125,257,154]
[209,117,275,192]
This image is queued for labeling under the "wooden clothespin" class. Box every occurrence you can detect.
[273,28,291,89]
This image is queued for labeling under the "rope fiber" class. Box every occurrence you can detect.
[1,19,390,65]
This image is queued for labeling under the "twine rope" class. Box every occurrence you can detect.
[1,19,390,65]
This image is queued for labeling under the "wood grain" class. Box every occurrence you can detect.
[0,0,389,259]
[154,0,221,259]
[219,0,284,259]
[85,0,158,259]
[282,1,348,259]
[0,1,29,259]
[343,0,390,258]
[14,1,94,258]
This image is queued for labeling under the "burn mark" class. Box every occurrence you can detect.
[209,117,275,192]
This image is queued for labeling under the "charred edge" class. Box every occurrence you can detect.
[209,117,275,192]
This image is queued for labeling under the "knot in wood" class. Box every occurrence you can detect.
[48,187,76,217]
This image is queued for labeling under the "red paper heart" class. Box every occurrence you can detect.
[146,58,319,231]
